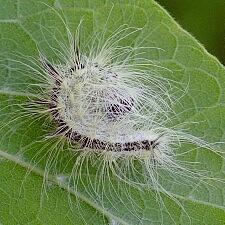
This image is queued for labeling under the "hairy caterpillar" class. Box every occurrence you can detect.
[1,2,224,225]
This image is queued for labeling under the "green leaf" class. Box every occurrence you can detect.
[0,0,225,224]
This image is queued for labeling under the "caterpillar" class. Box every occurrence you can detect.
[41,45,166,154]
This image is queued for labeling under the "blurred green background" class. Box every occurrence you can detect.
[157,0,225,65]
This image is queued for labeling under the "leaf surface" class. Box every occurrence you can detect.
[0,0,225,224]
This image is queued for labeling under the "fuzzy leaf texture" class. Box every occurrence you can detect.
[0,0,225,225]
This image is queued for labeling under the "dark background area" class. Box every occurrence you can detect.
[156,0,225,65]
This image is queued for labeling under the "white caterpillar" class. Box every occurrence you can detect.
[41,40,170,153]
[36,24,213,187]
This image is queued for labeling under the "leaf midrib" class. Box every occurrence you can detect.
[0,89,36,97]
